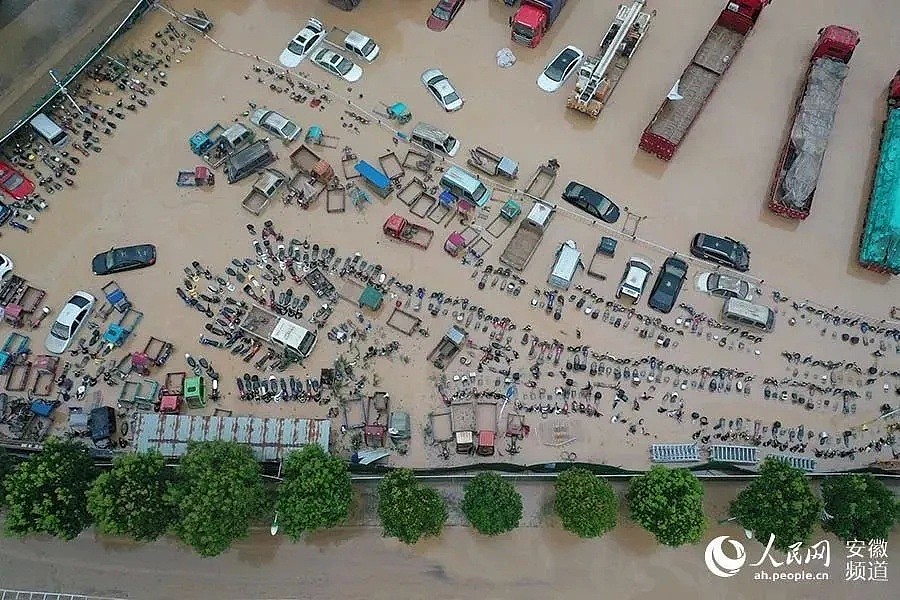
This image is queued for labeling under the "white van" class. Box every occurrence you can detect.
[30,113,68,148]
[440,166,493,207]
[411,122,460,157]
[722,297,775,332]
[548,241,582,290]
[271,318,318,358]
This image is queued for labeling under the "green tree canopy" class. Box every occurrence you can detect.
[3,438,97,539]
[554,468,618,538]
[377,469,447,544]
[0,448,14,507]
[730,458,822,553]
[278,444,352,540]
[167,441,267,556]
[87,450,175,542]
[627,466,707,547]
[821,474,898,542]
[461,472,523,536]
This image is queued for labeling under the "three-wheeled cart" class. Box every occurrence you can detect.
[523,159,559,199]
[354,160,392,198]
[378,151,405,181]
[375,101,412,124]
[184,376,206,408]
[176,166,214,186]
[305,126,340,148]
[467,146,519,180]
[103,308,143,348]
[160,371,186,413]
[102,281,132,313]
[0,332,29,372]
[30,355,58,396]
[486,199,522,238]
[142,336,171,366]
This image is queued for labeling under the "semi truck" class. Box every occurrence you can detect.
[566,0,654,118]
[239,304,318,359]
[858,70,900,276]
[510,0,568,48]
[768,26,859,220]
[638,0,771,160]
[499,200,556,271]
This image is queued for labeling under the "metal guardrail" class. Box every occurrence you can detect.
[0,0,154,147]
[0,591,128,600]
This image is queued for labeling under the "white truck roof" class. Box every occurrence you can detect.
[271,318,310,349]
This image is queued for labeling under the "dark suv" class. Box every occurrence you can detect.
[690,233,750,272]
[562,181,620,223]
[648,257,688,313]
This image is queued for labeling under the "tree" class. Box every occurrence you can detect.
[278,444,352,540]
[554,468,618,538]
[627,466,707,547]
[3,438,97,539]
[821,474,898,542]
[0,448,14,507]
[167,441,267,557]
[377,469,447,544]
[87,450,175,542]
[461,472,523,536]
[730,458,822,552]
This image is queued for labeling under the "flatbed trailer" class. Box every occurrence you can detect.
[767,26,859,220]
[523,159,559,199]
[386,306,421,335]
[858,70,900,275]
[499,200,556,271]
[567,1,655,118]
[639,0,771,160]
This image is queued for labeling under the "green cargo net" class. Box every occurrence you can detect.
[859,109,900,273]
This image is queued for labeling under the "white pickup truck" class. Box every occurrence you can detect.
[616,256,653,302]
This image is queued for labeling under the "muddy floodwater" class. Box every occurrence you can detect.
[0,482,897,599]
[2,0,900,484]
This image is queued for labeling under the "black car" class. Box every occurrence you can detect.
[690,233,750,272]
[0,200,12,227]
[91,244,157,275]
[562,181,620,224]
[648,257,688,313]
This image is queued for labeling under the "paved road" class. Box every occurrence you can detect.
[0,0,142,141]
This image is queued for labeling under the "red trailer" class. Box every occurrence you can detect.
[638,0,771,161]
[767,26,859,220]
[383,214,434,250]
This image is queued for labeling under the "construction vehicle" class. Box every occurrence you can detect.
[858,70,900,275]
[639,0,772,160]
[510,0,568,48]
[768,26,859,220]
[499,200,556,271]
[566,1,655,118]
[239,304,318,359]
[382,214,434,250]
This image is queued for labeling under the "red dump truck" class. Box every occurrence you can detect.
[767,26,859,220]
[510,0,568,48]
[638,0,771,160]
[383,214,434,250]
[857,71,900,275]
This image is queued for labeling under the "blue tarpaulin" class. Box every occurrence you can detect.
[354,160,391,196]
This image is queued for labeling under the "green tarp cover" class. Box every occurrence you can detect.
[359,285,383,310]
[859,108,900,273]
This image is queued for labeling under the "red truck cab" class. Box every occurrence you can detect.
[510,0,567,48]
[890,70,900,108]
[812,25,860,61]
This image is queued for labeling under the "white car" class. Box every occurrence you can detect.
[616,257,653,302]
[279,18,326,68]
[421,69,463,112]
[343,30,380,63]
[311,48,362,83]
[537,45,584,92]
[45,291,95,354]
[695,272,753,301]
[0,253,12,280]
[249,108,301,142]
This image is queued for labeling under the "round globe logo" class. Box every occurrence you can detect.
[704,535,747,578]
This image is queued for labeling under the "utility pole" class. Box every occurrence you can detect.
[49,69,83,117]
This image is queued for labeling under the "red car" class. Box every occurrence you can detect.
[427,0,465,32]
[0,161,35,200]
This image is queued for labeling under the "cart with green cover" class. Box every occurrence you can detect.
[0,332,29,372]
[486,199,522,238]
[184,375,206,408]
[375,101,411,125]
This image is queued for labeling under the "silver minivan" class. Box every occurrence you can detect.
[548,241,582,290]
[440,166,493,207]
[722,297,775,332]
[30,113,68,148]
[410,122,460,157]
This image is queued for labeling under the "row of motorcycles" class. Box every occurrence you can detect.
[236,373,324,403]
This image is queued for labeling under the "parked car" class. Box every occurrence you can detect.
[91,244,157,276]
[561,181,620,223]
[279,18,326,68]
[0,253,13,280]
[341,30,380,62]
[45,291,95,354]
[616,257,653,302]
[648,257,688,313]
[690,233,750,272]
[311,48,362,82]
[537,45,584,93]
[421,69,463,112]
[427,0,465,31]
[0,200,12,227]
[249,108,301,142]
[695,272,753,301]
[0,161,35,200]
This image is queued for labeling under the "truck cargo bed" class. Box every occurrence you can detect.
[647,65,718,144]
[694,25,745,75]
[499,226,542,271]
